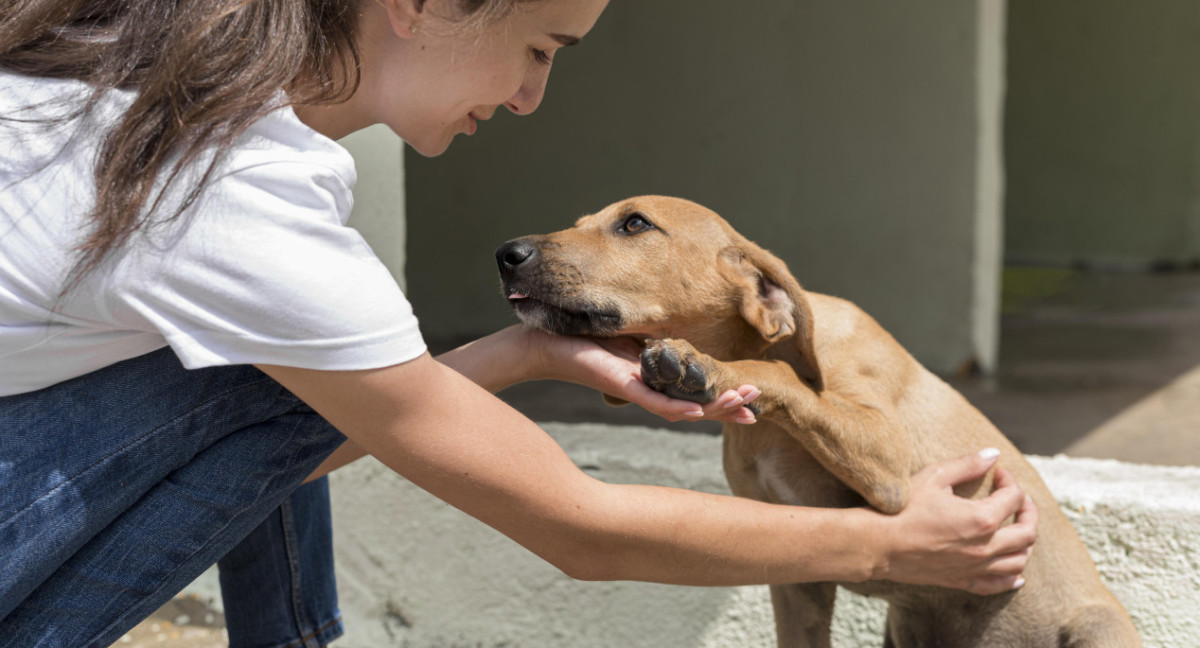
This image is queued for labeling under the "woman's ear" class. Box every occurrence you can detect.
[718,244,824,390]
[380,0,425,38]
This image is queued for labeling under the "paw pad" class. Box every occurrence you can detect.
[641,340,716,404]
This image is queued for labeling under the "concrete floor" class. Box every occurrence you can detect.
[116,268,1200,647]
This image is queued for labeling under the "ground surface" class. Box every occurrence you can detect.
[113,594,226,647]
[116,268,1200,647]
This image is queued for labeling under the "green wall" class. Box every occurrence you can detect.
[1005,0,1200,268]
[405,1,1004,374]
[343,125,407,290]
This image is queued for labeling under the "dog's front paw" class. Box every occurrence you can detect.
[641,339,719,404]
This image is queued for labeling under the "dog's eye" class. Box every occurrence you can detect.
[619,213,654,235]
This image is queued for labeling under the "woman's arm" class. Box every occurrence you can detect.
[305,324,760,481]
[260,347,1035,593]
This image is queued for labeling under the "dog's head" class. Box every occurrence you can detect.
[496,195,822,387]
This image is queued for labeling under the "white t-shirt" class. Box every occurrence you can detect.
[0,71,427,396]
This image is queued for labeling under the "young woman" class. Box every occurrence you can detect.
[0,1,1038,646]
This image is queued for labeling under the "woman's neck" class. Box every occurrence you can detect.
[292,95,375,141]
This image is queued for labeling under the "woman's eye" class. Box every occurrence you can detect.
[532,48,552,65]
[620,214,653,234]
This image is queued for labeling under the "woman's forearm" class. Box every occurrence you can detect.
[554,480,882,586]
[434,325,538,394]
[428,340,885,585]
[558,456,1033,592]
[304,327,536,483]
[266,355,882,587]
[278,341,1031,593]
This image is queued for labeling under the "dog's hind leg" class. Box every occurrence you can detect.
[769,582,837,648]
[1060,605,1142,648]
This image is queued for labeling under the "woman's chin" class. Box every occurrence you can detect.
[407,137,452,158]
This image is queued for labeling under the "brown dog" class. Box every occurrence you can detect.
[495,195,1141,647]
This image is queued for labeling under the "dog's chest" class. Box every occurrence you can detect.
[722,424,860,509]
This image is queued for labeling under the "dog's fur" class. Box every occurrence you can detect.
[495,196,1141,647]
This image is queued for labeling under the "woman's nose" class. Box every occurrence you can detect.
[505,70,549,116]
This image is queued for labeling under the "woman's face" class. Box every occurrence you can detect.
[360,0,610,156]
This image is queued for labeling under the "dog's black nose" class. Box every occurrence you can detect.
[496,239,537,275]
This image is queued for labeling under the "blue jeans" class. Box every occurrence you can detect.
[0,347,346,648]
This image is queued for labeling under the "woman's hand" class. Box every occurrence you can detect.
[513,325,760,425]
[871,450,1039,594]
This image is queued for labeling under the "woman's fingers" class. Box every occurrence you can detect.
[987,492,1039,557]
[968,468,1039,555]
[630,385,758,424]
[984,545,1034,578]
[920,447,1003,491]
[594,349,759,424]
[689,386,760,424]
[964,573,1027,596]
[961,542,1035,595]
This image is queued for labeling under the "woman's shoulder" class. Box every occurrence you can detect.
[226,100,357,191]
[0,68,130,122]
[0,71,355,190]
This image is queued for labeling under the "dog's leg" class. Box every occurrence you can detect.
[1059,605,1143,648]
[642,339,914,514]
[882,624,897,648]
[769,582,837,648]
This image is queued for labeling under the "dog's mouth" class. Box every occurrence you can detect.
[504,286,624,336]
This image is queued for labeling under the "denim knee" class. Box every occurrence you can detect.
[0,348,345,647]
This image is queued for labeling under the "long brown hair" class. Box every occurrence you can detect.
[0,0,523,291]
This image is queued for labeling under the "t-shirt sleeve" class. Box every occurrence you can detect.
[104,159,427,371]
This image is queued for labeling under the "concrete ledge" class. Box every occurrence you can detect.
[328,423,1200,648]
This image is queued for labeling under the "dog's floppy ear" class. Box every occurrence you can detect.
[719,243,824,390]
[719,246,795,343]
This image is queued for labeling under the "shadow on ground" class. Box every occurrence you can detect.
[953,268,1200,465]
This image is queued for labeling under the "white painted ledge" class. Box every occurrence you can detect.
[327,423,1198,648]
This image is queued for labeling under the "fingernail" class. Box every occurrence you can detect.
[684,408,704,419]
[745,388,762,402]
[1012,577,1026,589]
[979,448,1001,461]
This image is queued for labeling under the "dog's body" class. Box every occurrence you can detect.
[495,196,1141,647]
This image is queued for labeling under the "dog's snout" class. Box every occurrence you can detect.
[496,239,538,275]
